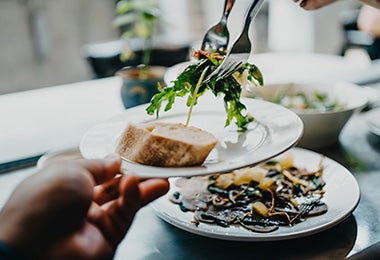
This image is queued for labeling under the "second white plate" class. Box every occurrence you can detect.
[366,108,380,136]
[152,147,360,241]
[80,95,303,178]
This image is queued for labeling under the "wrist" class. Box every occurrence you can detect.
[0,241,25,260]
[360,0,380,9]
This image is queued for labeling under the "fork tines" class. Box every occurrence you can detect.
[215,59,244,81]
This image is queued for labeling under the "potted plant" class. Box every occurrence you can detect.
[113,0,166,108]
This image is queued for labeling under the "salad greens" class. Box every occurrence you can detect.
[269,84,346,112]
[146,51,264,131]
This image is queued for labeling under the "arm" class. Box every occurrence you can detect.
[292,0,338,10]
[0,154,169,259]
[293,0,380,10]
[358,4,380,37]
[360,0,380,9]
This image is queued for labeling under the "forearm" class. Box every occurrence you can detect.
[294,0,380,10]
[360,0,380,8]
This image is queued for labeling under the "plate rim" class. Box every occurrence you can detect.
[366,108,380,136]
[36,147,82,169]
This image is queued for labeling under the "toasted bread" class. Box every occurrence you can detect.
[116,122,218,167]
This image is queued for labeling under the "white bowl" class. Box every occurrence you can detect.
[244,82,369,149]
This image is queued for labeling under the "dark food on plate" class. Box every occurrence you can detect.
[146,50,264,131]
[116,122,218,167]
[170,154,327,233]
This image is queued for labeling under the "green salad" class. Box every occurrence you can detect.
[146,50,264,131]
[253,84,346,112]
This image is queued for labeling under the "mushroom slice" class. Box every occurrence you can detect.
[291,200,328,223]
[238,218,279,233]
[305,201,328,216]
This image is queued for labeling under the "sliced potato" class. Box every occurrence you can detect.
[252,201,268,217]
[280,153,294,169]
[233,168,266,186]
[258,177,277,191]
[215,173,235,189]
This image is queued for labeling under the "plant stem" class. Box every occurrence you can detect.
[139,38,152,79]
[142,37,152,66]
[185,66,209,126]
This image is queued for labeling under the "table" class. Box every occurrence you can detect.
[0,54,380,259]
[0,77,124,166]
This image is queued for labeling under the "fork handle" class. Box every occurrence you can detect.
[230,0,265,52]
[242,0,265,34]
[222,0,236,20]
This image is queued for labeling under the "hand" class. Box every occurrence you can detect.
[358,5,380,37]
[293,0,380,10]
[292,0,338,10]
[360,0,380,9]
[0,154,169,259]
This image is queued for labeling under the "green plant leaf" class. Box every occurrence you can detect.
[114,0,160,66]
[145,52,264,131]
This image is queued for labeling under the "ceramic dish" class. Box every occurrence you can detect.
[80,94,303,178]
[366,107,380,136]
[151,147,360,241]
[37,147,82,168]
[244,82,368,149]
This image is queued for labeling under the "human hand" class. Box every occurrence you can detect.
[358,5,380,37]
[0,154,169,259]
[292,0,338,10]
[360,0,380,9]
[293,0,380,9]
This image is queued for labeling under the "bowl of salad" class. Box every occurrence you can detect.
[244,81,369,149]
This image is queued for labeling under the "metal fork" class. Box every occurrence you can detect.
[205,0,265,82]
[201,0,236,54]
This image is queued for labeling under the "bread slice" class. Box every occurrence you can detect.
[116,122,218,167]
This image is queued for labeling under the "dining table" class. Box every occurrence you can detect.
[0,53,380,259]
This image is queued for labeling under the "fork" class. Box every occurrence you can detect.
[205,0,265,82]
[201,0,236,54]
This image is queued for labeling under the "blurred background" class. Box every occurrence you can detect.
[1,0,379,95]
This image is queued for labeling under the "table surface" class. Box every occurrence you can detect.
[1,53,380,259]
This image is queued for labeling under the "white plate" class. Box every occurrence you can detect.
[37,147,82,169]
[80,95,303,178]
[151,147,360,241]
[366,108,380,136]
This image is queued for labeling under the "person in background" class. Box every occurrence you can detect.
[292,0,380,9]
[357,4,380,38]
[0,154,169,259]
[293,0,380,60]
[293,0,380,38]
[292,1,380,259]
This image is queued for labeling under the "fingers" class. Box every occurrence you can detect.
[138,178,170,207]
[97,174,170,217]
[89,174,169,246]
[117,174,169,210]
[88,175,141,246]
[293,0,337,10]
[87,202,122,248]
[92,159,169,206]
[118,174,143,213]
[75,153,121,185]
[93,176,122,205]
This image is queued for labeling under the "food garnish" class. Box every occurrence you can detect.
[146,50,264,131]
[169,153,327,233]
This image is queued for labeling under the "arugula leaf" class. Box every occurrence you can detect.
[146,51,264,131]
